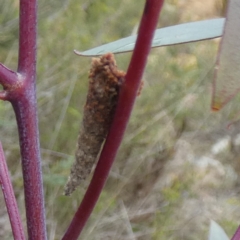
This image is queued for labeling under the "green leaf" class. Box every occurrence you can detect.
[75,18,224,57]
[212,0,240,110]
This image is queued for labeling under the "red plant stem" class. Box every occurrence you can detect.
[0,64,18,87]
[0,142,25,240]
[0,0,46,238]
[8,0,47,239]
[18,0,37,75]
[232,226,240,240]
[62,0,164,239]
[0,0,47,238]
[11,95,47,240]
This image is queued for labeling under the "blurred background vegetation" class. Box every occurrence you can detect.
[2,0,240,239]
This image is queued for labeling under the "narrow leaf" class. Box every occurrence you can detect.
[208,220,230,240]
[75,18,224,57]
[212,0,240,110]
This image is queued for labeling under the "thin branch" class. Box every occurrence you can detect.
[0,142,25,240]
[62,0,164,239]
[0,63,18,87]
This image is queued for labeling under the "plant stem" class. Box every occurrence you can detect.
[0,63,18,87]
[0,0,46,238]
[18,0,37,75]
[9,0,47,239]
[232,226,240,240]
[0,142,25,240]
[11,94,47,240]
[62,0,164,239]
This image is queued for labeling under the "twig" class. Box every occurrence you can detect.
[62,0,164,239]
[0,142,25,240]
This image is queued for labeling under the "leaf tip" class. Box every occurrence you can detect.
[73,50,83,56]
